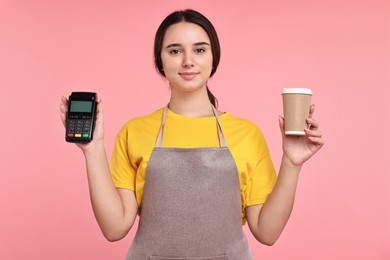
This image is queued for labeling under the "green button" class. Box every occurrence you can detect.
[83,134,89,138]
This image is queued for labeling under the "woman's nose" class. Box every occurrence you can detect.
[182,53,194,68]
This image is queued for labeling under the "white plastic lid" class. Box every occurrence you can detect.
[282,88,313,95]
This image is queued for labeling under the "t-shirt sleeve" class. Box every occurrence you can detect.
[244,130,277,207]
[110,127,136,191]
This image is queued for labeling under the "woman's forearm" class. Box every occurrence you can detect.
[256,155,302,245]
[83,141,137,241]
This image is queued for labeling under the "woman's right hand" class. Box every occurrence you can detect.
[61,96,138,240]
[60,96,104,151]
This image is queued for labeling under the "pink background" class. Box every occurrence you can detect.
[1,0,389,259]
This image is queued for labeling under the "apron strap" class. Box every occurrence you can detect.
[211,105,227,148]
[155,105,228,148]
[155,105,168,148]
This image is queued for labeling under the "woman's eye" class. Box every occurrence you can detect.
[195,48,206,53]
[169,49,181,55]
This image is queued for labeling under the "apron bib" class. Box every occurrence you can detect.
[126,106,252,260]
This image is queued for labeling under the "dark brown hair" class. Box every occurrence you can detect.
[154,9,220,107]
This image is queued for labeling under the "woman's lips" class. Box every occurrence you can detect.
[179,72,199,80]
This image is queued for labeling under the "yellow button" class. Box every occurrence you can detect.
[75,134,82,137]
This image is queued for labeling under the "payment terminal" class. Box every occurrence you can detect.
[65,92,97,143]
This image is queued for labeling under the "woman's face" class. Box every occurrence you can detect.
[161,22,213,94]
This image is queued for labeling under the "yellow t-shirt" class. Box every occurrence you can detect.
[110,107,277,224]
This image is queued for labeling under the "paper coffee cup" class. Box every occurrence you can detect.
[282,88,312,135]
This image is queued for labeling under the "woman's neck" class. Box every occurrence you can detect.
[168,88,214,118]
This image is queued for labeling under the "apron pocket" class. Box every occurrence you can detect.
[150,255,227,260]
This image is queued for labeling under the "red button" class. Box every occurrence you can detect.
[67,133,74,137]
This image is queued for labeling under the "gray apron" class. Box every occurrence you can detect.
[126,106,252,260]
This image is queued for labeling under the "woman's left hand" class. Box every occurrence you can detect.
[279,104,324,167]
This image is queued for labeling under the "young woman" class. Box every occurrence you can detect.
[60,9,324,260]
